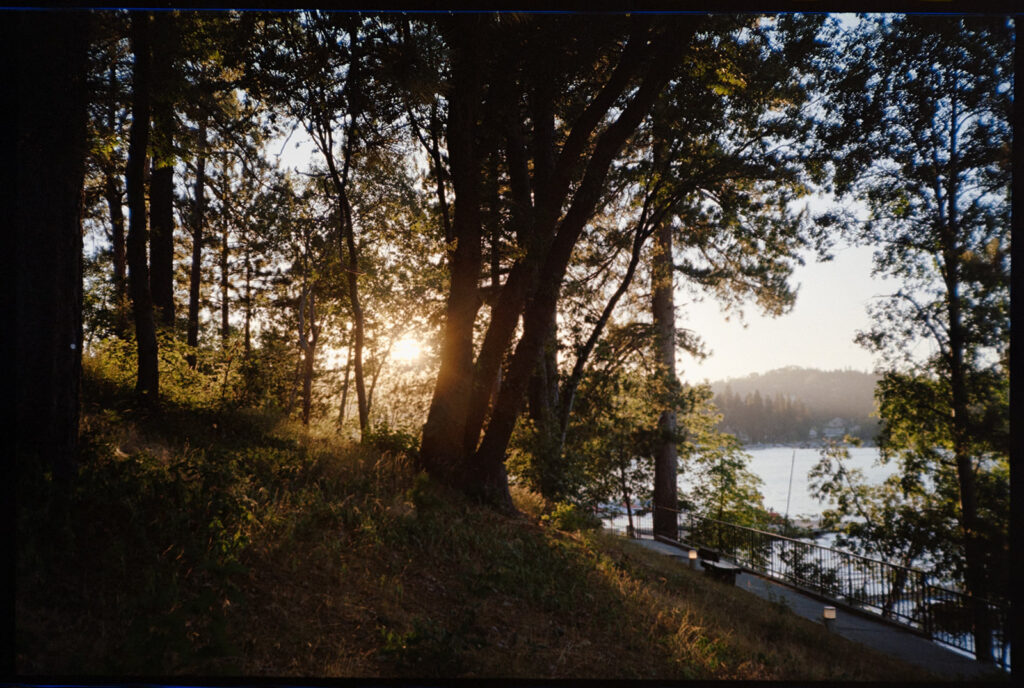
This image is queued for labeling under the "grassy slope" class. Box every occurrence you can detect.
[16,378,951,680]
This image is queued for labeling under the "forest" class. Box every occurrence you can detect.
[711,367,881,444]
[14,9,1011,676]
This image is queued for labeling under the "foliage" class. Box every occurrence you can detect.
[508,484,548,521]
[875,369,1008,598]
[812,16,1011,645]
[541,502,602,532]
[677,385,768,528]
[84,330,252,414]
[556,360,661,512]
[533,332,768,531]
[809,438,960,578]
[363,423,421,460]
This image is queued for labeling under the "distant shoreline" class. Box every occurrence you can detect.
[741,440,878,451]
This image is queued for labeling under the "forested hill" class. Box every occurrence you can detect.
[709,367,880,444]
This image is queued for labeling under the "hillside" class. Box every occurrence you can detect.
[14,366,933,680]
[709,366,880,444]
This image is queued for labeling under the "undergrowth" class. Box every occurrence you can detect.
[15,354,961,680]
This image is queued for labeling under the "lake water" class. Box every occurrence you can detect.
[682,445,894,520]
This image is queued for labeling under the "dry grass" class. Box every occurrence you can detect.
[222,484,943,680]
[16,403,966,681]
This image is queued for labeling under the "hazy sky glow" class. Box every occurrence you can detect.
[679,243,898,383]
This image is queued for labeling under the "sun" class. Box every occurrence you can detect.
[392,337,423,364]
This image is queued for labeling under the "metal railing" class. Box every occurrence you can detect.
[602,508,653,538]
[608,506,1009,669]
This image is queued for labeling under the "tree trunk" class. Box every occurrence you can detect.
[420,23,485,483]
[315,110,368,438]
[186,121,207,368]
[126,12,159,403]
[301,343,315,426]
[621,463,635,537]
[149,158,175,328]
[651,217,679,540]
[243,243,252,356]
[527,321,563,500]
[522,83,563,499]
[220,217,230,345]
[297,288,319,426]
[15,10,91,482]
[339,195,369,437]
[944,229,992,663]
[337,331,353,429]
[148,11,175,329]
[366,341,393,423]
[104,171,129,336]
[940,96,992,661]
[103,63,129,337]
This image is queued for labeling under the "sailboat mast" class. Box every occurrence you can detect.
[784,448,797,529]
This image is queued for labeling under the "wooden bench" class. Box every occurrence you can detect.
[701,558,742,585]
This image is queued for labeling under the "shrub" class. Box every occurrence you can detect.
[542,501,602,532]
[364,423,420,459]
[510,484,547,520]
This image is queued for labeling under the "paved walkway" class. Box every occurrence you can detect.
[628,537,1006,681]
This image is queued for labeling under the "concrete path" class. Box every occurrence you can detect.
[628,537,1006,681]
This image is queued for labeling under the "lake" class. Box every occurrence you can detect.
[681,445,895,520]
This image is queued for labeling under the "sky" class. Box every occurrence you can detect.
[677,242,898,384]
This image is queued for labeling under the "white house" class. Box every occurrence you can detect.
[822,417,846,439]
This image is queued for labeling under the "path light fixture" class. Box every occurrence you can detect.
[823,605,836,630]
[688,549,698,569]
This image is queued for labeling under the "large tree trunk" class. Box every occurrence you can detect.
[149,159,175,328]
[651,217,680,540]
[148,11,175,329]
[186,121,207,369]
[523,80,564,501]
[420,22,485,484]
[15,10,91,482]
[126,12,159,403]
[301,347,315,425]
[527,322,563,500]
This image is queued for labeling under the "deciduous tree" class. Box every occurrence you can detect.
[818,14,1012,662]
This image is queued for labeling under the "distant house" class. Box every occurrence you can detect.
[822,417,846,439]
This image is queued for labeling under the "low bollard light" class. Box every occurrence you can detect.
[688,549,698,569]
[823,605,836,630]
